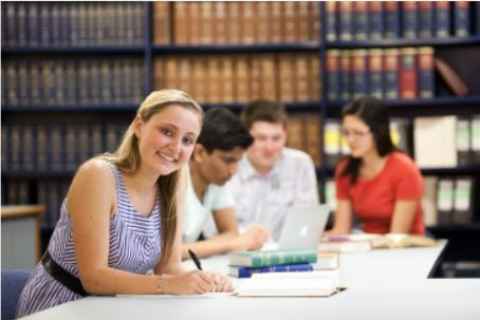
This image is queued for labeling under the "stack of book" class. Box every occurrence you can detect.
[229,249,342,297]
[228,249,338,278]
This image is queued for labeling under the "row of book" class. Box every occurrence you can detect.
[154,54,321,104]
[322,175,476,227]
[326,1,479,42]
[424,176,475,226]
[228,249,338,278]
[286,114,322,167]
[2,2,146,48]
[154,2,321,45]
[2,58,144,107]
[1,122,129,173]
[414,116,480,168]
[326,47,434,101]
[323,118,412,169]
[323,115,480,170]
[1,179,69,228]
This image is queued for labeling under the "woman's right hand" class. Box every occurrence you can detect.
[159,271,230,295]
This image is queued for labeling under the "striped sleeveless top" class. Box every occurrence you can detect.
[17,162,162,317]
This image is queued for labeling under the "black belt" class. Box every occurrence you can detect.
[41,251,89,297]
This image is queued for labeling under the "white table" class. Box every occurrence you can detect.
[22,241,480,320]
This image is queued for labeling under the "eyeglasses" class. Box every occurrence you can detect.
[341,128,371,138]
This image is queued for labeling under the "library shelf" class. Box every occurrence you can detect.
[2,171,75,179]
[1,104,139,113]
[2,46,145,55]
[421,166,480,175]
[152,43,321,54]
[326,36,480,49]
[324,96,480,117]
[2,102,323,114]
[323,166,480,177]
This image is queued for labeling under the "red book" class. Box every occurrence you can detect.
[399,47,417,99]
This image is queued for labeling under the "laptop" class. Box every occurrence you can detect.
[275,204,331,250]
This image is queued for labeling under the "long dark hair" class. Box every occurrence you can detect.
[340,96,397,184]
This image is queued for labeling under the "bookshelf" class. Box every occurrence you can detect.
[2,2,480,258]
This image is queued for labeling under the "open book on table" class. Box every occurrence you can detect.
[319,233,438,253]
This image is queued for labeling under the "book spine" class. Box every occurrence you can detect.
[325,2,337,41]
[250,251,317,268]
[326,50,340,101]
[339,2,353,41]
[456,116,471,166]
[417,47,434,99]
[368,49,383,99]
[384,1,400,39]
[231,263,314,278]
[368,1,384,41]
[36,125,48,172]
[399,48,417,100]
[305,115,322,167]
[472,115,480,164]
[452,178,473,224]
[339,50,352,101]
[324,120,341,168]
[295,55,310,102]
[454,1,470,37]
[436,179,454,225]
[352,49,368,99]
[402,1,418,39]
[418,1,433,39]
[353,1,368,41]
[383,48,399,100]
[434,1,451,38]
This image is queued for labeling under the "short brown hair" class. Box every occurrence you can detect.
[241,100,288,129]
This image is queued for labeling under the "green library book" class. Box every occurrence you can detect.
[228,249,317,268]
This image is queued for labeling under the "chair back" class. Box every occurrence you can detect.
[1,269,31,320]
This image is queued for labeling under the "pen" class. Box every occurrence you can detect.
[188,249,203,271]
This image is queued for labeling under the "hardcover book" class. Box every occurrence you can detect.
[228,249,317,268]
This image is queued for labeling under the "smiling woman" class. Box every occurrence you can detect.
[16,90,234,318]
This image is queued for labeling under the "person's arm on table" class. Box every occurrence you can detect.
[182,207,269,259]
[325,199,353,236]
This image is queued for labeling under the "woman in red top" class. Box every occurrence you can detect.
[329,97,425,235]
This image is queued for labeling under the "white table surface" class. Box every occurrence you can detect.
[22,241,480,320]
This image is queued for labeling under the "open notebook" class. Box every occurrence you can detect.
[235,270,343,297]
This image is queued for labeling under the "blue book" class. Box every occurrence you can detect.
[402,1,418,39]
[339,2,353,41]
[352,49,368,99]
[326,50,340,101]
[325,2,337,42]
[418,1,433,39]
[434,1,451,38]
[454,1,470,37]
[230,263,314,278]
[353,2,368,40]
[417,47,434,99]
[384,1,400,39]
[368,49,383,99]
[368,1,384,41]
[339,50,352,101]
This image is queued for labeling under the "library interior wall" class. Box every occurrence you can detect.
[1,2,480,275]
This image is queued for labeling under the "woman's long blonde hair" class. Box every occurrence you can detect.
[104,89,203,265]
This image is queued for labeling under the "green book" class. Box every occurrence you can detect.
[228,249,317,268]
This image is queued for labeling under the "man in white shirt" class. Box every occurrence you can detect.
[228,101,319,241]
[182,108,269,259]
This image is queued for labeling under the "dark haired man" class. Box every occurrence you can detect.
[182,108,269,259]
[228,101,319,241]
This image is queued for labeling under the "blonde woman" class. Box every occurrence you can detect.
[17,90,232,317]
